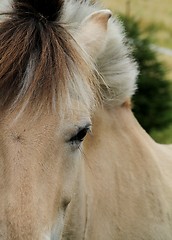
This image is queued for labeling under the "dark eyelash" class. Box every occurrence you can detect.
[69,126,91,144]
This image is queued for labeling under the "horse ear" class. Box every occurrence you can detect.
[77,10,112,59]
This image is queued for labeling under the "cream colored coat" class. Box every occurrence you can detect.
[63,105,172,240]
[0,0,172,239]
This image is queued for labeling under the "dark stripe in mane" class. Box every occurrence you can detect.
[0,0,95,115]
[14,0,64,21]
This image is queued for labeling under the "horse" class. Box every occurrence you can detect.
[0,0,172,239]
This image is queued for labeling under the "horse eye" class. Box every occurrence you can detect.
[69,126,91,145]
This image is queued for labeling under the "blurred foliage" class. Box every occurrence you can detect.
[120,15,172,134]
[151,124,172,144]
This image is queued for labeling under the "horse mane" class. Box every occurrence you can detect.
[0,0,138,116]
[61,0,138,106]
[14,0,64,21]
[0,0,97,115]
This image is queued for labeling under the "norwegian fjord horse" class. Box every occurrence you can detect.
[0,0,172,239]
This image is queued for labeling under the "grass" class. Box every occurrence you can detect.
[100,0,172,143]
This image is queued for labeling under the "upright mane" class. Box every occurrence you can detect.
[61,0,138,105]
[0,0,97,115]
[0,0,138,116]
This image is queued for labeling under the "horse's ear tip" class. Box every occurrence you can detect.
[100,9,112,19]
[89,9,112,26]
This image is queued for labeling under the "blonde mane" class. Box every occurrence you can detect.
[0,0,138,116]
[61,0,138,105]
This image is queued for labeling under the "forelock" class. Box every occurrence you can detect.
[0,4,98,117]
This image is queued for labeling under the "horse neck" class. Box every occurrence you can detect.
[84,103,162,200]
[85,104,158,167]
[81,104,172,239]
[87,104,172,174]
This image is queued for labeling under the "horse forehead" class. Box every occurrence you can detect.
[0,104,90,153]
[64,101,91,122]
